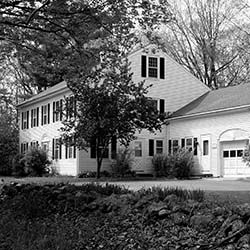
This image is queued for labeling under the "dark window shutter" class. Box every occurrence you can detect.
[53,102,55,122]
[60,99,63,121]
[21,112,24,130]
[37,107,39,126]
[59,141,62,159]
[73,145,76,158]
[181,138,185,148]
[52,139,55,160]
[168,140,172,154]
[31,109,33,128]
[41,106,44,125]
[194,138,198,156]
[65,144,68,159]
[149,139,154,156]
[111,136,117,159]
[21,143,23,154]
[47,103,50,124]
[160,99,165,113]
[141,55,147,77]
[90,139,96,158]
[160,57,165,79]
[26,111,29,129]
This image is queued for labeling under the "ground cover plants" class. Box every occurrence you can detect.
[0,182,250,250]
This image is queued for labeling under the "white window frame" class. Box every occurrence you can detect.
[134,141,142,157]
[148,57,158,78]
[42,105,48,125]
[156,140,163,154]
[22,111,28,129]
[31,108,38,127]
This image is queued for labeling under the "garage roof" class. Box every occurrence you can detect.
[172,83,250,118]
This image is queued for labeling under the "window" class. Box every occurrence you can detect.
[42,141,49,152]
[52,138,62,160]
[170,137,198,155]
[148,98,165,114]
[65,138,76,159]
[135,141,142,157]
[30,141,39,148]
[21,142,29,154]
[148,57,158,78]
[53,100,62,122]
[66,96,76,119]
[156,140,163,154]
[41,104,50,125]
[141,55,165,79]
[173,140,179,153]
[203,140,209,155]
[168,139,179,154]
[21,111,29,130]
[31,108,39,127]
[223,150,229,158]
[230,150,236,158]
[237,150,243,157]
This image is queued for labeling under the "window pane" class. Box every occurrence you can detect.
[135,142,142,157]
[203,140,209,155]
[148,57,158,67]
[230,150,236,158]
[156,140,163,147]
[186,138,192,146]
[223,150,229,158]
[173,140,179,147]
[156,140,163,154]
[237,150,243,157]
[148,68,158,78]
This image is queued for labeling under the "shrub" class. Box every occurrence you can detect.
[12,153,26,177]
[242,144,250,166]
[152,148,193,178]
[23,147,51,176]
[111,148,135,177]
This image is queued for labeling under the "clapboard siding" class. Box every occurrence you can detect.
[168,109,250,176]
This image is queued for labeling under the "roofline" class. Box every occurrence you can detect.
[16,82,69,108]
[169,104,250,121]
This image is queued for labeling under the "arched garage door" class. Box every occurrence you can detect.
[221,140,249,176]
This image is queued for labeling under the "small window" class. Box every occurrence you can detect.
[42,141,49,152]
[31,108,39,127]
[223,150,229,158]
[135,141,142,157]
[172,139,179,153]
[53,100,62,122]
[230,150,236,158]
[186,138,193,152]
[203,140,209,155]
[42,104,50,125]
[148,57,158,78]
[237,150,243,157]
[21,111,29,130]
[156,140,163,154]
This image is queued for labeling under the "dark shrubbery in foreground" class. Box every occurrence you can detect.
[152,148,194,178]
[1,183,250,250]
[12,148,51,177]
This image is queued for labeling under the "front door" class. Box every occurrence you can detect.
[200,135,211,173]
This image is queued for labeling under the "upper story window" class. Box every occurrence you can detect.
[53,100,63,122]
[31,107,39,128]
[41,104,50,125]
[141,55,165,79]
[21,111,29,130]
[149,139,164,156]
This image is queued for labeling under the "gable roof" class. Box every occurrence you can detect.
[17,81,68,108]
[171,84,250,119]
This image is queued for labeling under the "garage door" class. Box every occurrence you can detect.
[222,140,249,176]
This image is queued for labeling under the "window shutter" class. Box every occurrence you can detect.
[168,140,172,154]
[141,55,147,77]
[181,138,185,148]
[160,57,165,79]
[41,106,44,125]
[111,136,117,159]
[60,99,63,121]
[53,102,55,122]
[52,139,55,160]
[65,144,68,159]
[73,145,76,159]
[21,143,24,154]
[21,112,24,130]
[193,138,198,156]
[149,139,154,156]
[90,139,96,158]
[59,141,62,159]
[26,111,29,129]
[31,109,33,128]
[160,99,165,113]
[37,107,39,126]
[47,103,50,124]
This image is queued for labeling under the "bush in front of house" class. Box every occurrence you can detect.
[242,144,250,166]
[152,148,194,178]
[12,148,51,177]
[111,148,135,177]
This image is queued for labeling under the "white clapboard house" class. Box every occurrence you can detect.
[19,44,250,177]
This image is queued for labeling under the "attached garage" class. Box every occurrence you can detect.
[221,140,248,176]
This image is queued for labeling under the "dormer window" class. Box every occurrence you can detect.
[141,55,165,79]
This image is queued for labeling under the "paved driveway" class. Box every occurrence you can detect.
[107,178,250,191]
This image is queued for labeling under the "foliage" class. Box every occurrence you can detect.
[152,148,194,178]
[12,148,51,177]
[0,111,19,176]
[242,144,250,167]
[111,148,135,177]
[159,0,250,89]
